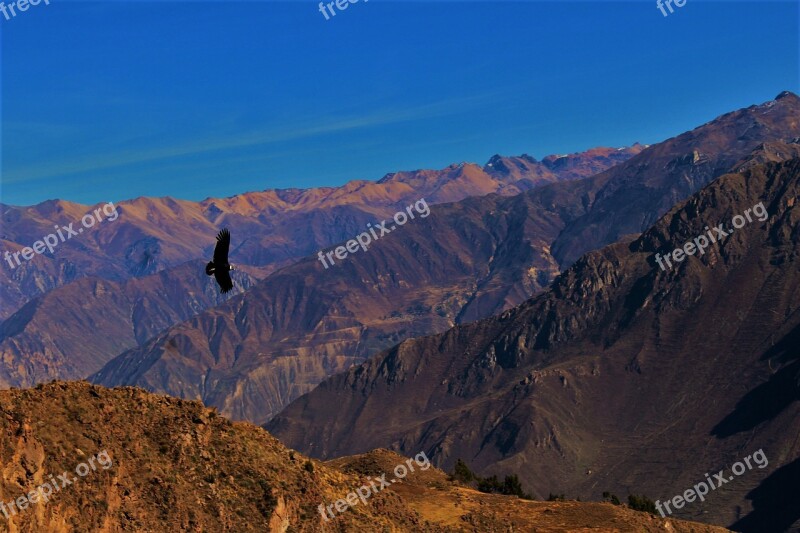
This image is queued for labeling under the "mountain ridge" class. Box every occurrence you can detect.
[0,145,642,320]
[88,94,800,429]
[267,157,800,531]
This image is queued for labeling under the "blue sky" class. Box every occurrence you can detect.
[1,0,798,206]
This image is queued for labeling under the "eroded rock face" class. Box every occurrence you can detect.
[268,158,800,531]
[550,93,800,267]
[268,497,289,533]
[0,144,644,404]
[93,95,800,430]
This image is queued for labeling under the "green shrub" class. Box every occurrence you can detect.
[628,494,657,515]
[453,459,532,499]
[501,474,531,499]
[452,458,476,484]
[477,475,503,493]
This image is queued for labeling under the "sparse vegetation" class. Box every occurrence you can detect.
[452,459,532,499]
[476,474,502,493]
[627,494,657,515]
[452,458,476,484]
[602,491,621,505]
[499,474,531,499]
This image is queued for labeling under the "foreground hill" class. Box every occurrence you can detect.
[90,94,800,426]
[0,382,729,532]
[268,158,800,532]
[0,145,641,321]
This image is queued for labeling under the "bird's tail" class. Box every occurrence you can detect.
[205,261,215,275]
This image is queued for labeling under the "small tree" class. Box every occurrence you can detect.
[477,475,503,493]
[455,462,532,499]
[628,494,657,515]
[502,474,531,499]
[452,459,476,484]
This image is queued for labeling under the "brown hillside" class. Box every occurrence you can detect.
[0,382,728,532]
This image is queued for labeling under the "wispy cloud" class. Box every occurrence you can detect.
[4,94,494,185]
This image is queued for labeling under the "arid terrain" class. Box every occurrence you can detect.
[269,156,800,530]
[3,1,797,530]
[2,94,799,533]
[0,382,731,532]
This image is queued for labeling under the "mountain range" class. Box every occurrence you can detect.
[89,93,800,430]
[268,156,800,531]
[0,145,644,388]
[0,145,643,321]
[2,92,799,532]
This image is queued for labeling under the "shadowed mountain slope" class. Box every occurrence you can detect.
[90,188,589,424]
[268,158,800,531]
[0,382,727,532]
[90,96,800,429]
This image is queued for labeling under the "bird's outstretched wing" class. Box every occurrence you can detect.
[214,269,234,293]
[214,228,230,265]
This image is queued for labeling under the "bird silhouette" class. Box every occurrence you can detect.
[206,228,234,293]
